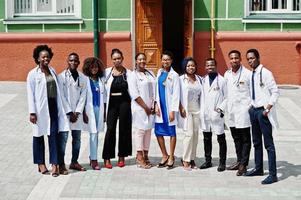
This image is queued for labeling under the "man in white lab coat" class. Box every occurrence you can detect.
[224,50,252,176]
[200,58,227,172]
[245,49,279,184]
[57,53,87,174]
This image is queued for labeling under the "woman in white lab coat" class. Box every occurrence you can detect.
[27,45,69,177]
[178,57,202,170]
[82,57,106,170]
[128,53,156,169]
[200,58,228,172]
[102,48,132,169]
[154,50,180,170]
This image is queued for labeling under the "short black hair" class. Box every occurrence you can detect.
[161,50,174,60]
[205,57,217,65]
[228,50,241,57]
[33,45,54,64]
[182,57,197,74]
[82,57,105,78]
[135,52,146,60]
[246,48,260,59]
[111,48,124,58]
[68,52,79,58]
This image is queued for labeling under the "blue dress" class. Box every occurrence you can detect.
[90,79,100,130]
[155,71,176,137]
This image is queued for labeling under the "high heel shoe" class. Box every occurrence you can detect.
[90,160,100,170]
[38,164,50,175]
[51,165,59,177]
[157,156,169,168]
[103,160,112,169]
[166,157,175,170]
[136,157,151,169]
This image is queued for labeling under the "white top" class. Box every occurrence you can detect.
[178,74,203,130]
[250,64,279,129]
[201,74,227,135]
[128,69,156,130]
[224,66,251,128]
[26,66,69,137]
[58,69,87,131]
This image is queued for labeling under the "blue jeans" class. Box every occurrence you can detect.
[58,130,81,165]
[89,132,99,160]
[249,106,277,176]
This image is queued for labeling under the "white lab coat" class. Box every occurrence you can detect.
[224,66,251,128]
[201,74,227,135]
[104,67,131,118]
[128,69,156,130]
[26,66,69,137]
[178,74,203,130]
[58,69,87,130]
[83,77,106,133]
[250,64,279,129]
[155,67,180,126]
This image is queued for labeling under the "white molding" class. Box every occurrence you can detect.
[194,18,242,20]
[3,19,84,25]
[242,19,301,23]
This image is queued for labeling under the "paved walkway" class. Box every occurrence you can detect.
[0,81,300,200]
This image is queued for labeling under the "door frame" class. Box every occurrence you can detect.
[132,0,194,68]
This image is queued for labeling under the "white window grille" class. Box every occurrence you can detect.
[14,0,75,16]
[249,0,301,12]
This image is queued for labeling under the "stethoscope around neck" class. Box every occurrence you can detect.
[65,68,80,87]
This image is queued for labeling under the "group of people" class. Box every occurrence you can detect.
[27,44,279,185]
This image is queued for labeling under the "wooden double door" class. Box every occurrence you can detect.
[135,0,193,73]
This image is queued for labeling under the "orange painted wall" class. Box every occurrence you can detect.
[0,32,132,81]
[194,32,301,85]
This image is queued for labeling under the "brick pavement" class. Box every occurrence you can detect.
[0,82,300,200]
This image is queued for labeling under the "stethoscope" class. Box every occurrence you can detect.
[104,67,127,84]
[135,67,155,81]
[65,69,80,87]
[234,66,242,87]
[205,74,220,90]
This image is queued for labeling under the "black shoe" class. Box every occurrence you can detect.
[199,161,212,169]
[245,168,264,176]
[157,156,169,168]
[261,175,278,184]
[227,162,240,170]
[217,164,226,172]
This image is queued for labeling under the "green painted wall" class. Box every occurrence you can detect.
[0,0,301,33]
[0,0,131,33]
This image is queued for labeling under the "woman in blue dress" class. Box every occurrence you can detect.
[154,51,180,169]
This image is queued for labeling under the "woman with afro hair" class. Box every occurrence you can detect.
[27,45,69,177]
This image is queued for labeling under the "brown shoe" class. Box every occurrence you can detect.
[227,162,240,170]
[69,163,86,171]
[59,164,69,175]
[236,164,247,176]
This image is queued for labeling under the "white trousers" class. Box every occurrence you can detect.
[135,128,152,151]
[182,112,199,162]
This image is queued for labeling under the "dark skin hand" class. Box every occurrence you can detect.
[83,110,89,124]
[135,97,152,116]
[30,113,37,124]
[69,112,78,123]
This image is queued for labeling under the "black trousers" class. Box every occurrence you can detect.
[102,96,132,159]
[229,127,251,166]
[203,132,227,164]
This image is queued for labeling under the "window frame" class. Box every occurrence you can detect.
[244,0,301,23]
[4,0,82,24]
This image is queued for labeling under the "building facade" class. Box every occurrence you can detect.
[0,0,300,84]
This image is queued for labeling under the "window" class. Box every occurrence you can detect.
[249,0,301,13]
[5,0,82,24]
[14,0,76,16]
